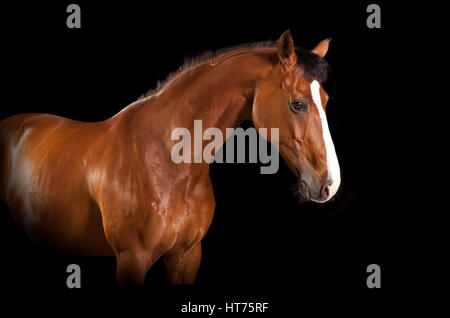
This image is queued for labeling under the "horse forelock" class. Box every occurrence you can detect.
[295,47,330,84]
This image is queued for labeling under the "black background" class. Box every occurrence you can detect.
[0,1,420,315]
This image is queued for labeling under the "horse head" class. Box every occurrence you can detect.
[252,31,341,203]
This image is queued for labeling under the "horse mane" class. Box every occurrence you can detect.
[139,40,329,100]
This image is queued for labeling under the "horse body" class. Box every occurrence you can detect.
[0,114,114,255]
[0,31,340,284]
[0,52,254,282]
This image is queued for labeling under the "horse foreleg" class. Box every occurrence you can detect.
[115,249,153,284]
[163,242,202,284]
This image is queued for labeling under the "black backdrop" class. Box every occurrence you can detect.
[0,1,414,315]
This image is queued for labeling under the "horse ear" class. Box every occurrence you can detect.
[277,30,297,69]
[311,38,331,58]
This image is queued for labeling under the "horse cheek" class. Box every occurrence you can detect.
[251,90,271,131]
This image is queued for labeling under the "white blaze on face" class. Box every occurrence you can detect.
[310,80,341,200]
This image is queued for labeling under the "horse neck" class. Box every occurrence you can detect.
[108,48,277,171]
[136,49,276,135]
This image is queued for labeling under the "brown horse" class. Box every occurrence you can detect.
[0,31,340,284]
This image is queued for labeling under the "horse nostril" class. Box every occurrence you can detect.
[321,184,330,200]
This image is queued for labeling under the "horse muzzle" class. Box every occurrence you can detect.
[299,177,332,203]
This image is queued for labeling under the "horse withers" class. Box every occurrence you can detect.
[0,31,340,284]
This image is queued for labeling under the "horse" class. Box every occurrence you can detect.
[0,30,341,284]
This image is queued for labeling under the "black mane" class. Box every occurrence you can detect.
[184,41,330,84]
[140,40,330,99]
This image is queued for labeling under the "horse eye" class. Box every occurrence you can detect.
[290,101,308,112]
